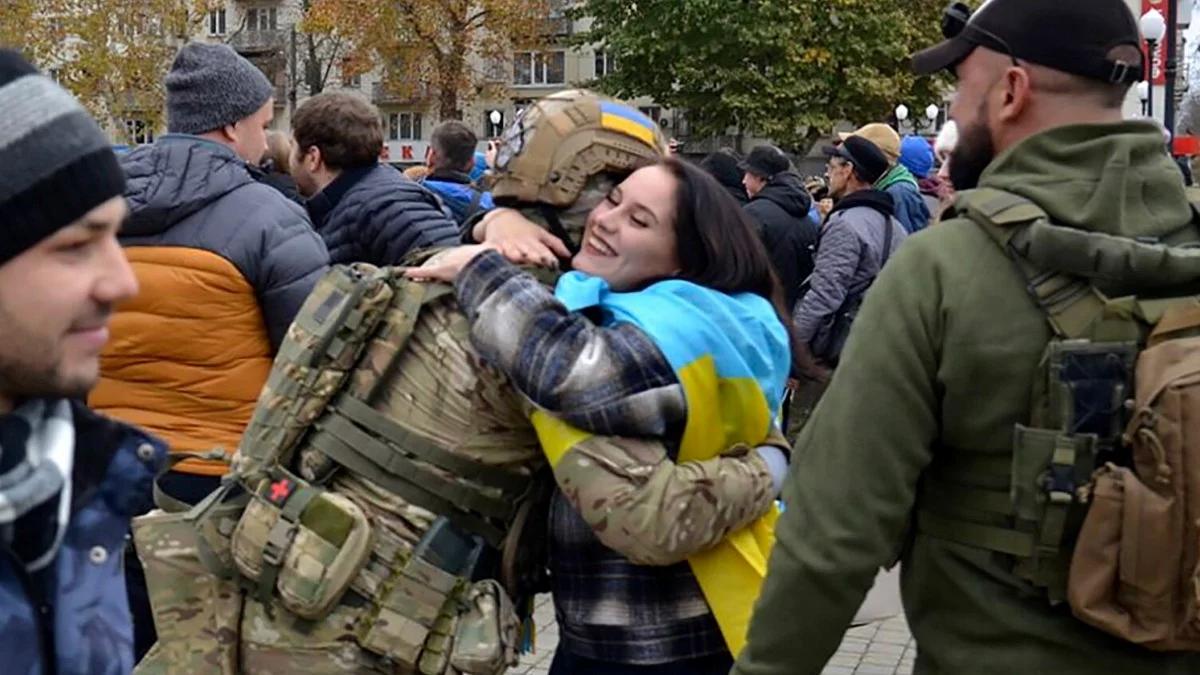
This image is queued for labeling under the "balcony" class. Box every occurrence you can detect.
[372,81,430,106]
[228,29,287,56]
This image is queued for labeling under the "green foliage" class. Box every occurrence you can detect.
[573,0,948,153]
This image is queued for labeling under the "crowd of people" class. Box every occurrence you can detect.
[5,0,1200,674]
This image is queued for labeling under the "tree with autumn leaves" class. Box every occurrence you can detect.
[304,0,551,120]
[572,0,949,154]
[0,0,217,144]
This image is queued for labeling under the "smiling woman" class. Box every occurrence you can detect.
[409,157,795,674]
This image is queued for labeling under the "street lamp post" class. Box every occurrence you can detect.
[1165,0,1179,135]
[1142,8,1167,121]
[925,104,939,130]
[894,104,909,133]
[1138,80,1150,116]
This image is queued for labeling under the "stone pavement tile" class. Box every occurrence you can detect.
[838,636,869,650]
[827,653,861,668]
[861,653,901,668]
[896,664,915,675]
[873,631,913,646]
[837,643,868,656]
[865,642,906,657]
[854,665,898,675]
[820,667,857,675]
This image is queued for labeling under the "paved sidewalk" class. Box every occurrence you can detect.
[513,595,916,675]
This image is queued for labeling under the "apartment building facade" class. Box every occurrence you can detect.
[121,0,676,163]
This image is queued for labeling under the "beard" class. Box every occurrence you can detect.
[948,116,996,191]
[0,301,97,403]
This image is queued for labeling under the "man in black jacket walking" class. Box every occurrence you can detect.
[741,144,817,311]
[290,92,460,265]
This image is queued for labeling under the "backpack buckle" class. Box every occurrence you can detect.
[1042,464,1076,505]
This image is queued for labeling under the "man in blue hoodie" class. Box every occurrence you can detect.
[842,123,931,234]
[423,120,495,226]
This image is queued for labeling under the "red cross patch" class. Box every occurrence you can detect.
[268,478,294,505]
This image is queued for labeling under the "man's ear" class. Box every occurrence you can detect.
[997,66,1033,124]
[303,145,324,174]
[219,121,240,144]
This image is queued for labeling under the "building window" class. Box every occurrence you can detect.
[594,49,616,78]
[245,7,277,32]
[124,119,155,145]
[513,51,565,86]
[208,9,226,36]
[387,112,423,141]
[343,70,361,88]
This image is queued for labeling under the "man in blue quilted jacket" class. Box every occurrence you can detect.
[291,91,461,265]
[0,49,167,675]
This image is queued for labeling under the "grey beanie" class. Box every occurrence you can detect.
[0,49,125,267]
[166,42,274,134]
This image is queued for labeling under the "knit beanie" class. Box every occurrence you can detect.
[166,42,274,134]
[899,136,935,179]
[0,50,126,267]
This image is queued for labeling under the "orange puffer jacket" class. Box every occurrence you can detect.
[92,247,273,475]
[91,136,329,476]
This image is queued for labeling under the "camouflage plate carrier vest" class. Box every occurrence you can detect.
[133,261,552,674]
[916,187,1200,650]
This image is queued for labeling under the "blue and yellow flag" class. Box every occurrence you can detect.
[533,272,790,656]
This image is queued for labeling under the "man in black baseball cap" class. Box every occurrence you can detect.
[912,0,1143,85]
[910,0,1144,191]
[735,1,1200,674]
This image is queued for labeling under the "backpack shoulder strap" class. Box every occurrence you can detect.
[955,188,1108,340]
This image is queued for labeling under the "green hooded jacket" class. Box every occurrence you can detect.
[733,121,1200,675]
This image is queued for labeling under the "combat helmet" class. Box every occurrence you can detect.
[491,89,669,207]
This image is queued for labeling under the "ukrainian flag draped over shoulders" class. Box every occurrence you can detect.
[533,271,790,656]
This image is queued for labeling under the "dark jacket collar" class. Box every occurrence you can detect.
[306,165,376,228]
[426,168,474,185]
[69,400,161,513]
[830,188,894,220]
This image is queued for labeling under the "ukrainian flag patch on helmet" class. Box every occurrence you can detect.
[600,101,658,146]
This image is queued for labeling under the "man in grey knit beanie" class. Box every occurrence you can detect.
[111,39,328,662]
[165,42,276,163]
[0,49,163,675]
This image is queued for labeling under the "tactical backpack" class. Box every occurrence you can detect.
[134,261,549,674]
[916,188,1200,650]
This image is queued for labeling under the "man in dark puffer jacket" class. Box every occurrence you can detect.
[741,144,817,312]
[291,92,460,265]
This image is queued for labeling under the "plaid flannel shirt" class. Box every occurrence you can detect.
[455,250,727,664]
[455,250,687,437]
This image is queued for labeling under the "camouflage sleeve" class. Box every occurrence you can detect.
[553,433,779,566]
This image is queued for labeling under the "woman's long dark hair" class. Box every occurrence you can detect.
[657,156,798,367]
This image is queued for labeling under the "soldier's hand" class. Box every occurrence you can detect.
[476,207,570,268]
[403,244,496,283]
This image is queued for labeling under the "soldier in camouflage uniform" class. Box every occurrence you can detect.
[132,90,782,675]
